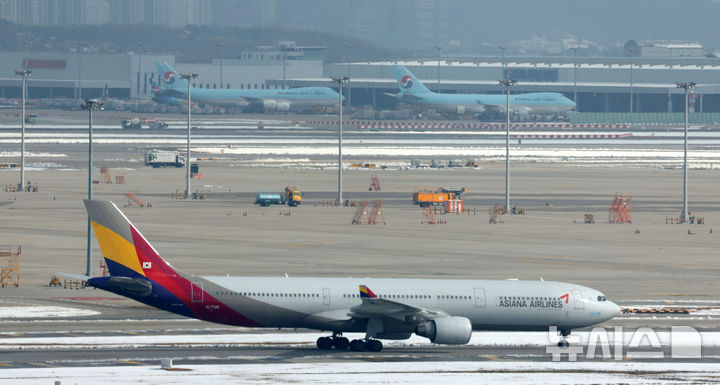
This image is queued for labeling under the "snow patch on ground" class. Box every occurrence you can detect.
[0,306,100,319]
[1,361,719,385]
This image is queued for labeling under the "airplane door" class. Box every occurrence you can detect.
[191,282,204,303]
[572,289,583,310]
[322,288,330,306]
[473,288,486,308]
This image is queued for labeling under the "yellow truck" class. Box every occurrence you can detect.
[413,187,467,207]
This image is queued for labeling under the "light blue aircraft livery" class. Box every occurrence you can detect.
[391,65,576,116]
[155,62,341,111]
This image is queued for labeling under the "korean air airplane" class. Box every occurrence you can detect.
[391,65,576,116]
[84,200,618,352]
[154,62,341,111]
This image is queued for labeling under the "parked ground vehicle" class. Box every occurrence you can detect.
[24,113,38,123]
[121,117,142,129]
[255,186,303,207]
[413,187,467,207]
[144,150,185,168]
[148,120,168,129]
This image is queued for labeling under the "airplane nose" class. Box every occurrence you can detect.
[608,301,621,318]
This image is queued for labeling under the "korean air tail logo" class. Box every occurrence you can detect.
[400,75,414,89]
[163,71,176,85]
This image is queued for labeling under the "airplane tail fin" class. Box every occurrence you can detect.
[393,65,432,95]
[155,61,188,91]
[84,200,180,281]
[84,200,263,325]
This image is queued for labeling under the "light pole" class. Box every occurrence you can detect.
[571,46,579,107]
[218,41,224,88]
[136,42,143,97]
[331,76,348,205]
[345,44,352,107]
[498,46,506,78]
[81,98,103,277]
[499,79,517,213]
[629,47,634,113]
[15,69,31,191]
[434,46,441,92]
[676,81,695,223]
[282,46,287,89]
[180,73,198,199]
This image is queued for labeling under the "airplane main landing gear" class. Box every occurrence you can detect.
[316,334,383,352]
[316,333,350,350]
[348,339,383,352]
[366,339,383,352]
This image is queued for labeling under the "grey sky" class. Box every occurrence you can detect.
[450,0,720,53]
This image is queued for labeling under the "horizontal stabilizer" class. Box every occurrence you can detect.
[56,272,91,281]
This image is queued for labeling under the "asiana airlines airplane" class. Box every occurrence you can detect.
[84,200,619,352]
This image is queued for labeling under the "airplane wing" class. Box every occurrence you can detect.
[348,285,449,324]
[397,93,424,102]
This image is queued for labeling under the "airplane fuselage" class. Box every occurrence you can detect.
[90,275,619,335]
[401,91,576,115]
[164,86,339,110]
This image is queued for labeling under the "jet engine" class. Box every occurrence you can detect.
[456,105,466,115]
[415,316,472,344]
[263,99,277,110]
[276,102,290,112]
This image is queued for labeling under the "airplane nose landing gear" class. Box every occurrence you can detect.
[557,328,571,347]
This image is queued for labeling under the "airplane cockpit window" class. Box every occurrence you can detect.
[597,296,607,302]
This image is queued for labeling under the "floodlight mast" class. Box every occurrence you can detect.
[180,73,198,199]
[81,98,103,277]
[499,79,517,213]
[15,69,31,191]
[676,81,695,223]
[331,76,349,204]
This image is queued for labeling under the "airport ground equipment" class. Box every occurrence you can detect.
[0,245,20,287]
[489,205,504,224]
[609,192,632,224]
[352,200,385,224]
[446,199,464,213]
[584,214,595,224]
[352,201,370,224]
[125,193,148,207]
[121,117,142,129]
[422,206,437,224]
[97,167,113,184]
[147,119,168,129]
[413,187,467,207]
[24,113,37,123]
[369,174,381,191]
[144,150,186,168]
[255,186,303,207]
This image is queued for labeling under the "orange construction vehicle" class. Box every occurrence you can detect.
[413,187,467,207]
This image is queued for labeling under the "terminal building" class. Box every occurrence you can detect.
[2,45,720,114]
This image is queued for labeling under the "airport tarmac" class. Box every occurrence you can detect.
[0,112,719,380]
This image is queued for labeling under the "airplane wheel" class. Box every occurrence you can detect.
[333,336,350,350]
[366,339,383,352]
[349,339,366,352]
[316,336,333,350]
